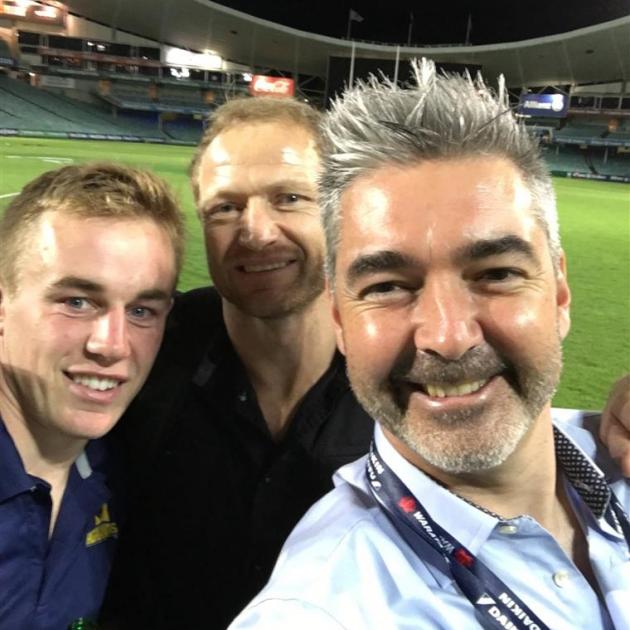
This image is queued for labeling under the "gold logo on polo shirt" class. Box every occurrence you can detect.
[85,503,119,547]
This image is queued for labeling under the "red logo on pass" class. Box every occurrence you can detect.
[454,548,474,568]
[398,496,417,513]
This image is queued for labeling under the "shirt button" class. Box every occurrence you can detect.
[498,524,518,535]
[552,570,570,588]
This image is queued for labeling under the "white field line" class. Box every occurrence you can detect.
[1,155,75,199]
[5,155,73,164]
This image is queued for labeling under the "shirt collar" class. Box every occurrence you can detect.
[0,417,106,502]
[0,418,34,503]
[373,424,497,554]
[372,421,621,550]
[75,450,93,479]
[552,426,612,520]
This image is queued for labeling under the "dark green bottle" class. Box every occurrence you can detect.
[67,619,99,630]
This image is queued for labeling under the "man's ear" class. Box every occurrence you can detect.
[555,250,571,340]
[326,278,346,356]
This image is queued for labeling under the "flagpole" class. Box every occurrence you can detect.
[465,12,472,44]
[393,45,400,85]
[348,41,356,86]
[407,12,414,46]
[346,10,352,39]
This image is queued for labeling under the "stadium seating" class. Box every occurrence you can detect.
[542,145,630,177]
[0,75,165,139]
[159,85,206,108]
[554,123,609,140]
[163,118,204,143]
[101,82,211,113]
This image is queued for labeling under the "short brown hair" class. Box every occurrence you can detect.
[0,162,186,292]
[189,96,324,203]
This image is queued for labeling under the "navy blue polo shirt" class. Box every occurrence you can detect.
[0,419,120,629]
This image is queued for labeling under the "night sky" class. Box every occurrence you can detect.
[215,0,630,45]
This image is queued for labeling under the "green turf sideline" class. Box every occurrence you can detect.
[1,137,628,410]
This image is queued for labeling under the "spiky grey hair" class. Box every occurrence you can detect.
[320,58,559,283]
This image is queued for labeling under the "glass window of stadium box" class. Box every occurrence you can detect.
[602,96,622,109]
[138,47,160,61]
[49,35,82,51]
[18,30,40,53]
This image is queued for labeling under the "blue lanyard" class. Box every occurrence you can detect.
[366,441,630,630]
[607,492,630,548]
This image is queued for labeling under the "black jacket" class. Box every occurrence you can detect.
[102,287,374,629]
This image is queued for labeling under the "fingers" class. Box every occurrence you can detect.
[600,374,630,477]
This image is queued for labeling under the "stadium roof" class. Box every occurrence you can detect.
[214,0,630,46]
[63,0,630,86]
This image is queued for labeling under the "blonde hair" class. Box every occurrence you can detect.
[0,162,186,292]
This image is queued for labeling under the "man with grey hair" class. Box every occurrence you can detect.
[230,61,630,629]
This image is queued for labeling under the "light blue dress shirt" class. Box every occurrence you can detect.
[230,417,630,630]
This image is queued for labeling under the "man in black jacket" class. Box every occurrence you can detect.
[104,98,373,629]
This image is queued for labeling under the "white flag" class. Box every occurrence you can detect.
[349,9,364,22]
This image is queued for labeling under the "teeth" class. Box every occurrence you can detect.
[72,375,120,391]
[425,379,487,398]
[242,261,291,273]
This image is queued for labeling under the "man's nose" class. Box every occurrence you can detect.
[238,198,280,250]
[412,276,483,361]
[85,308,131,362]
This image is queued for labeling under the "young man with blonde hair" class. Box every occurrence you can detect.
[0,162,184,629]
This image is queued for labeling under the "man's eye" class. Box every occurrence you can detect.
[276,193,310,207]
[365,282,395,294]
[478,268,523,282]
[360,282,411,301]
[214,202,239,214]
[63,297,90,310]
[128,306,155,321]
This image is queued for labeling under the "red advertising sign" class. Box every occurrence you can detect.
[249,75,295,98]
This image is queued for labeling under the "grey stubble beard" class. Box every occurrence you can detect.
[350,338,563,474]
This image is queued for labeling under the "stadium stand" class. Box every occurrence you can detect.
[0,5,628,174]
[542,144,630,178]
[0,74,165,140]
[98,81,212,114]
[555,123,609,140]
[162,117,204,143]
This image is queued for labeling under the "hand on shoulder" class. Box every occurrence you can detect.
[600,374,630,477]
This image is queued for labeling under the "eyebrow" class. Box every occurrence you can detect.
[49,276,104,293]
[346,250,417,286]
[454,235,537,264]
[47,276,172,302]
[267,178,316,192]
[200,177,315,208]
[345,235,538,287]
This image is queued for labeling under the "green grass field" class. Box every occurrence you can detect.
[1,136,628,410]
